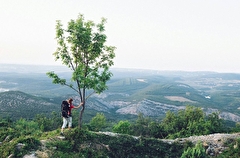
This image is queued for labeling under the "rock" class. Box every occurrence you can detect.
[16,143,25,150]
[206,144,215,156]
[35,150,49,158]
[179,133,240,156]
[23,152,37,158]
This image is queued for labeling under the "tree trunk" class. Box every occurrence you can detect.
[78,104,85,128]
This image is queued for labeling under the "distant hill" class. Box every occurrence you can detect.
[1,64,240,122]
[0,91,59,120]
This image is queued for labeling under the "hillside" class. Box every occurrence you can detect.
[1,64,240,123]
[0,91,59,120]
[1,89,240,123]
[2,128,240,158]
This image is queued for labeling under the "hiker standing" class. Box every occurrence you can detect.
[68,98,83,129]
[61,98,83,135]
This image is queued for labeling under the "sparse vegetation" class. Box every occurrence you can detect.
[1,107,240,157]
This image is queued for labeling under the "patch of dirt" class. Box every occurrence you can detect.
[165,96,197,103]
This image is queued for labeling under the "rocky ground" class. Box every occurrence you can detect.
[97,132,240,157]
[162,132,240,156]
[20,132,240,158]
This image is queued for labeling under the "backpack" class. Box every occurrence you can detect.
[61,100,69,118]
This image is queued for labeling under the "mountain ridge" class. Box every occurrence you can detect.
[1,64,240,123]
[1,90,240,123]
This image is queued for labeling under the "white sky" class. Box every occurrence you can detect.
[0,0,240,73]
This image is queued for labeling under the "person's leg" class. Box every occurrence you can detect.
[68,116,72,129]
[61,117,68,134]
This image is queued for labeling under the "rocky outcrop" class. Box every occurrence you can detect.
[5,132,238,157]
[100,131,240,157]
[89,96,240,122]
[162,132,240,156]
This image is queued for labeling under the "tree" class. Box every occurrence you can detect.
[162,106,203,138]
[89,113,106,131]
[205,112,224,133]
[113,120,131,134]
[131,113,152,136]
[47,14,116,128]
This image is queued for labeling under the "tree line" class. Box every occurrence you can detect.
[1,105,239,141]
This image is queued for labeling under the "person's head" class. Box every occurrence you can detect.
[68,98,73,104]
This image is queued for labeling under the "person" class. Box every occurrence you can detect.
[61,98,83,135]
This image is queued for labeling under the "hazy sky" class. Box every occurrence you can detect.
[1,0,240,73]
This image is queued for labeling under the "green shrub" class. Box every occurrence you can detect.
[0,136,40,158]
[47,140,72,153]
[161,106,225,139]
[112,120,131,134]
[14,118,42,136]
[89,113,107,132]
[218,138,240,157]
[181,142,208,158]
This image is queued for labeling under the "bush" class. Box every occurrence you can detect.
[89,113,106,132]
[14,118,42,136]
[112,120,131,134]
[181,142,208,158]
[218,138,240,157]
[161,106,225,139]
[0,136,40,158]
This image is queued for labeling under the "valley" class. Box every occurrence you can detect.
[1,64,240,123]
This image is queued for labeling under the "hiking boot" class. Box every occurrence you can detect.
[60,132,64,136]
